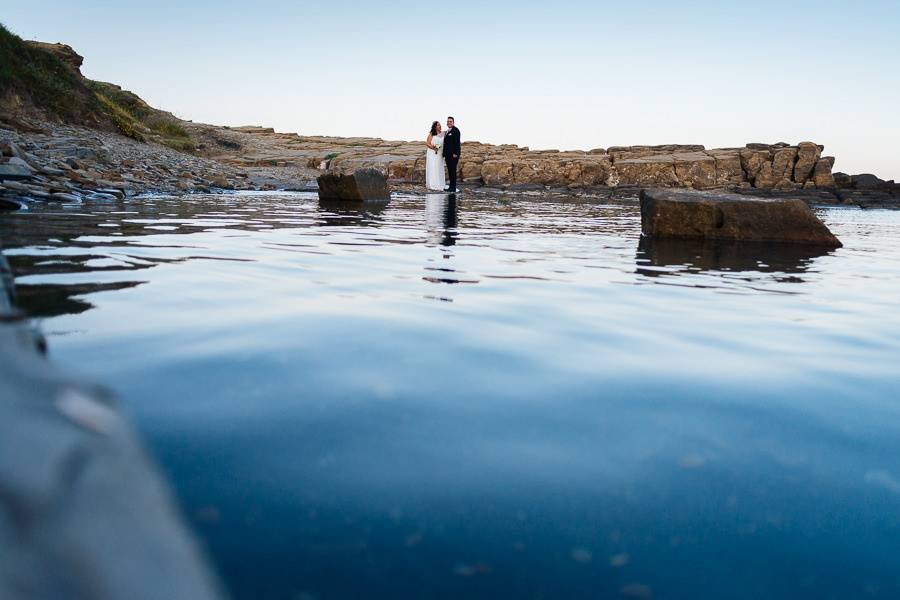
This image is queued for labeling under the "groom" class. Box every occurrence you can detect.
[442,116,460,192]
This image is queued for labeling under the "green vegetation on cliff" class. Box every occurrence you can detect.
[0,23,100,124]
[0,22,194,151]
[89,81,194,150]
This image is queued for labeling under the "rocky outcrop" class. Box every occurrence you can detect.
[831,172,900,208]
[190,124,847,194]
[23,40,84,73]
[317,168,391,202]
[257,135,839,193]
[0,125,273,209]
[0,245,225,600]
[330,141,821,191]
[640,188,842,247]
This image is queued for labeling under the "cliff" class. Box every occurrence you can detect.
[0,23,193,151]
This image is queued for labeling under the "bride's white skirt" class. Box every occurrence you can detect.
[425,150,446,191]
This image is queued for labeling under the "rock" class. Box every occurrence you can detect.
[0,141,33,166]
[385,158,418,182]
[793,141,821,184]
[0,180,31,192]
[73,147,100,160]
[812,157,835,188]
[739,149,770,183]
[852,173,884,190]
[0,197,26,211]
[833,172,852,188]
[0,271,225,600]
[0,162,34,181]
[707,150,744,186]
[772,147,798,181]
[608,144,704,161]
[317,168,391,202]
[40,166,67,177]
[481,160,514,186]
[207,175,234,190]
[640,188,842,247]
[774,178,799,191]
[615,155,679,187]
[503,183,542,192]
[673,152,717,189]
[50,192,81,202]
[84,192,119,201]
[459,158,485,182]
[580,158,613,186]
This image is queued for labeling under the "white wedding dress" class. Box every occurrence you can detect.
[426,133,446,191]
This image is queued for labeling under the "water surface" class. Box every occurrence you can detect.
[4,191,900,599]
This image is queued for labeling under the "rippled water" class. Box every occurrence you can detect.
[4,191,900,599]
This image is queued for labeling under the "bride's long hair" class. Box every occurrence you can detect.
[429,121,440,136]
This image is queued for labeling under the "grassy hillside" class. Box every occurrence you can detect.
[0,22,102,125]
[90,80,194,151]
[0,22,194,151]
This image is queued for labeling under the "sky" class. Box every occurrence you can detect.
[4,0,899,180]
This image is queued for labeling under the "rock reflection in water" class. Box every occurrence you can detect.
[635,236,834,281]
[15,280,146,317]
[316,199,388,226]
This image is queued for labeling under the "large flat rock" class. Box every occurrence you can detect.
[0,248,225,600]
[640,189,842,247]
[317,168,391,202]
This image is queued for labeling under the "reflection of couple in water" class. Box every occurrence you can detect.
[425,193,457,247]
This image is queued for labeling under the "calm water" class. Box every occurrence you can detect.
[4,192,900,599]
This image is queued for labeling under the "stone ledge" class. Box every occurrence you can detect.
[317,168,391,202]
[639,189,842,247]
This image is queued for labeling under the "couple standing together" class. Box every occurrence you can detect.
[425,116,461,192]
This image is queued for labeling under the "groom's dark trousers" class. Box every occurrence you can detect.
[445,155,459,191]
[442,126,461,191]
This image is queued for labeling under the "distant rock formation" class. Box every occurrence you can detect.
[309,138,837,192]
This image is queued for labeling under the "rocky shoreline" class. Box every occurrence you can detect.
[2,121,899,211]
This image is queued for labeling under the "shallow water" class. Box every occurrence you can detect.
[4,191,900,599]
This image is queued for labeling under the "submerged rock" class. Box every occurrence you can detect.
[317,168,391,202]
[639,189,842,247]
[0,247,225,600]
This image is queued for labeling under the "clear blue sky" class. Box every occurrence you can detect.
[5,1,899,179]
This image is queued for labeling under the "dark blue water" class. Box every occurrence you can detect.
[4,191,900,599]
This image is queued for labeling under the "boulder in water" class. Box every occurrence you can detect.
[640,189,842,247]
[317,168,390,202]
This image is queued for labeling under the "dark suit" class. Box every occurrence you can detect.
[442,126,461,191]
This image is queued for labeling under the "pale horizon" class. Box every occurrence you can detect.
[4,0,899,180]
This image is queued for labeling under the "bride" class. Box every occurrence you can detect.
[425,120,446,191]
